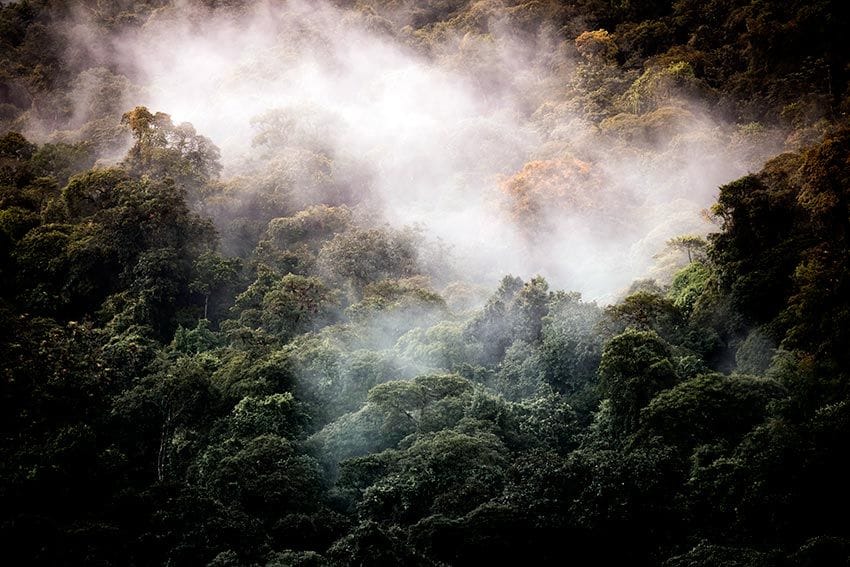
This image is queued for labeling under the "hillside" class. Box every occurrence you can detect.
[2,1,850,565]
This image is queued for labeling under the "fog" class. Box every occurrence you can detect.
[58,0,781,301]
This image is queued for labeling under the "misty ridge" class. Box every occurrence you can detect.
[3,1,850,566]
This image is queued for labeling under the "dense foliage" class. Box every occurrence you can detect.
[3,1,850,565]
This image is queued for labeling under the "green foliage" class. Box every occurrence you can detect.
[172,319,222,354]
[641,373,785,449]
[259,274,337,339]
[622,61,702,114]
[395,320,481,372]
[664,543,775,567]
[0,131,36,187]
[668,261,711,316]
[735,327,776,374]
[121,106,222,199]
[367,373,473,434]
[599,105,697,146]
[539,291,603,397]
[62,167,129,218]
[114,355,220,482]
[11,222,72,310]
[666,234,707,263]
[255,205,352,273]
[464,275,554,365]
[507,392,580,454]
[209,348,296,405]
[710,163,805,325]
[569,39,632,122]
[3,2,850,565]
[711,128,850,366]
[196,434,323,518]
[0,205,39,240]
[345,277,448,349]
[319,227,419,291]
[358,429,508,523]
[30,141,96,186]
[190,251,241,320]
[326,520,415,566]
[495,339,546,400]
[605,290,685,345]
[597,328,678,436]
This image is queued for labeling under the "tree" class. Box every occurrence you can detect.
[621,61,703,114]
[641,373,785,449]
[121,106,222,198]
[0,131,36,187]
[11,223,71,313]
[597,329,677,437]
[190,251,240,320]
[569,29,633,122]
[114,356,219,482]
[666,234,706,263]
[358,429,508,523]
[499,157,607,239]
[262,274,336,338]
[604,291,684,345]
[62,167,128,218]
[319,228,419,292]
[667,261,711,316]
[539,292,604,411]
[709,155,806,325]
[367,374,473,435]
[464,275,555,365]
[30,141,96,187]
[346,277,447,349]
[195,434,323,519]
[574,29,618,61]
[254,205,352,273]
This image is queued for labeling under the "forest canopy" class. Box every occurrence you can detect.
[2,0,850,565]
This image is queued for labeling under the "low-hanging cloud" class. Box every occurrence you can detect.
[58,0,782,301]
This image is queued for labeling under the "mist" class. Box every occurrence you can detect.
[56,0,780,301]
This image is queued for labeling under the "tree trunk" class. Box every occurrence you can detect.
[157,408,172,482]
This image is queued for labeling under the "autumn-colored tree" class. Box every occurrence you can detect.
[575,29,618,61]
[499,157,604,238]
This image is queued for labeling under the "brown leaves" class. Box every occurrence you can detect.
[498,156,602,237]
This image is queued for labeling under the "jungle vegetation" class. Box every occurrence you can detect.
[2,1,850,565]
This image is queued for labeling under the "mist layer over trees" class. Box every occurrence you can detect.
[2,0,850,565]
